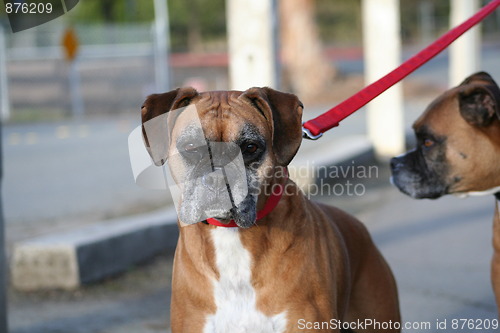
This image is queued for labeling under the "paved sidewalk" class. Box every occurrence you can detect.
[331,185,498,332]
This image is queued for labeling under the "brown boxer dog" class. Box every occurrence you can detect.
[141,87,400,332]
[390,71,500,309]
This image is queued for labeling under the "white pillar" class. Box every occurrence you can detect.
[362,0,404,158]
[227,0,278,90]
[0,24,10,121]
[153,0,171,92]
[449,0,480,87]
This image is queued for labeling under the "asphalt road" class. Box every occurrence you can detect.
[2,116,171,245]
[320,181,498,332]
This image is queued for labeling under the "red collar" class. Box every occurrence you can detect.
[205,171,288,228]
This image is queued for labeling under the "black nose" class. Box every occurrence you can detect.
[390,157,402,170]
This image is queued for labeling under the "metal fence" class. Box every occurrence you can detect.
[4,21,229,118]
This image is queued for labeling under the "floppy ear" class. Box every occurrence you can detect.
[459,83,500,127]
[460,71,500,122]
[460,71,497,87]
[141,87,199,165]
[240,87,303,166]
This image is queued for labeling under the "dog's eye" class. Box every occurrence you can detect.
[184,143,199,153]
[423,139,434,148]
[242,143,259,155]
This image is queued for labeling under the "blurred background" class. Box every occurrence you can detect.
[2,0,498,118]
[1,0,500,332]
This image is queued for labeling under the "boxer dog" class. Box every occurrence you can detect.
[141,87,400,332]
[390,71,500,309]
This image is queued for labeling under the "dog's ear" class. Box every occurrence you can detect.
[460,71,497,86]
[141,87,199,165]
[459,84,499,127]
[241,87,303,166]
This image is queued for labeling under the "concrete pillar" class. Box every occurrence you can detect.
[449,0,480,87]
[362,0,404,158]
[227,0,278,90]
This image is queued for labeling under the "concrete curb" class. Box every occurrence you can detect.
[11,208,178,290]
[11,135,374,291]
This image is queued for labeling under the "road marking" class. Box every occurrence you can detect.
[8,133,21,145]
[25,132,38,145]
[56,126,70,139]
[7,124,95,146]
[78,125,89,138]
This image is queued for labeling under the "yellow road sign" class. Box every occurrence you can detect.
[62,28,79,61]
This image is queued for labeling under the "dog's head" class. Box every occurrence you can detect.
[391,72,500,199]
[141,87,303,227]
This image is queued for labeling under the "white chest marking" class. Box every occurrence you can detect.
[203,228,287,333]
[454,185,500,198]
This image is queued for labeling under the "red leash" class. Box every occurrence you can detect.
[302,0,500,140]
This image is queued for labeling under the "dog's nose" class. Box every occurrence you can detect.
[390,157,401,170]
[202,167,227,193]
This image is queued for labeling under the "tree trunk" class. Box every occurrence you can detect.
[280,0,336,102]
[100,0,115,22]
[186,0,204,52]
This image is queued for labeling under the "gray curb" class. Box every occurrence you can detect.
[11,208,178,290]
[11,135,373,291]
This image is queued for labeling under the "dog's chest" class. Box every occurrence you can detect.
[203,228,287,333]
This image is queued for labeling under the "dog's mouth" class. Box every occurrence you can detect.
[204,209,232,221]
[392,170,449,199]
[178,191,258,228]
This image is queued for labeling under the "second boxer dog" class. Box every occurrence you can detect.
[391,71,500,309]
[141,87,401,332]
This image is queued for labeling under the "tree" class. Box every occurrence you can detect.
[280,0,336,102]
[99,0,116,22]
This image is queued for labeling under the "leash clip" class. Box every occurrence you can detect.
[302,125,323,140]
